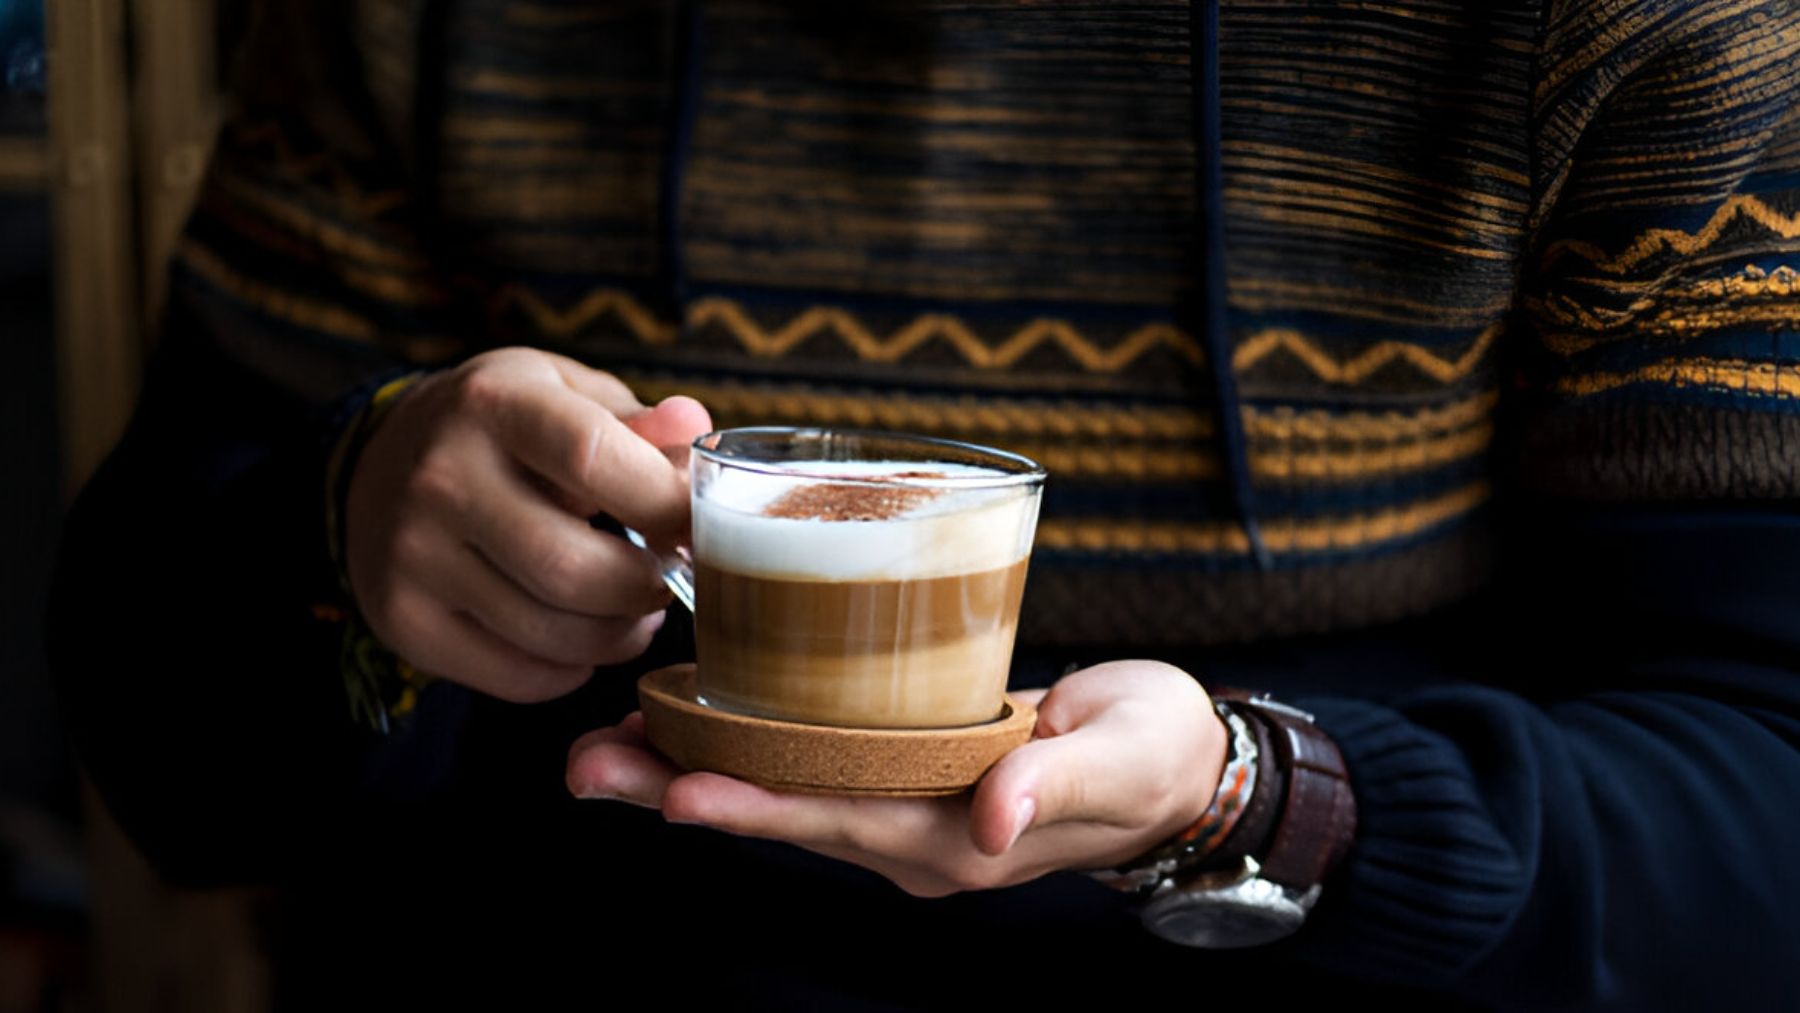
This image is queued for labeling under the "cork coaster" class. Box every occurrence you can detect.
[637,664,1037,796]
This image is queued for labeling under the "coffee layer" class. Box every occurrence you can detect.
[694,461,1038,581]
[694,558,1029,728]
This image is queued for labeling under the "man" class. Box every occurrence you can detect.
[50,2,1800,1008]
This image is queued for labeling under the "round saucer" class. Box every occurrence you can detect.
[637,664,1037,796]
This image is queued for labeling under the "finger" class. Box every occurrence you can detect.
[974,663,1222,856]
[427,539,665,666]
[984,812,1171,879]
[567,710,650,758]
[620,398,713,546]
[387,587,596,704]
[764,803,1156,898]
[968,672,1124,855]
[621,395,713,456]
[566,730,684,808]
[659,773,846,842]
[540,363,711,465]
[1030,667,1130,738]
[771,803,1132,897]
[660,773,949,853]
[656,768,1136,896]
[617,708,650,741]
[968,721,1146,855]
[480,374,690,529]
[447,451,672,616]
[1011,688,1049,710]
[543,353,647,416]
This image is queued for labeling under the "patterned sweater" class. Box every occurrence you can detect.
[48,2,1800,1009]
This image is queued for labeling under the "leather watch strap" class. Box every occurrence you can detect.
[1193,696,1281,868]
[1208,691,1356,891]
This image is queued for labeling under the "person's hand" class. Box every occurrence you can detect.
[345,347,711,703]
[565,661,1227,897]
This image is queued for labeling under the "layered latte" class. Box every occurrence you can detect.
[693,461,1039,728]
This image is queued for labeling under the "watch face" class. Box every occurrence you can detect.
[1140,880,1311,949]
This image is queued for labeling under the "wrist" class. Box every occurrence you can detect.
[1089,699,1253,894]
[327,370,430,589]
[1092,688,1357,949]
[318,369,434,733]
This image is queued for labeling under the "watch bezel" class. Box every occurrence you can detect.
[1137,855,1323,949]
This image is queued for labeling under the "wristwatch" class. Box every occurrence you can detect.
[1098,690,1357,949]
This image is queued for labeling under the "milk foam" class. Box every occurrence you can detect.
[694,461,1040,580]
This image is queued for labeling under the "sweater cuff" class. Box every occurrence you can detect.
[1284,695,1532,987]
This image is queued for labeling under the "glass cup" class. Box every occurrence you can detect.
[684,428,1045,729]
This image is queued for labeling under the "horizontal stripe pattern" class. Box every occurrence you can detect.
[491,284,1510,388]
[1516,1,1800,516]
[159,0,1800,647]
[1038,482,1490,555]
[622,375,1493,486]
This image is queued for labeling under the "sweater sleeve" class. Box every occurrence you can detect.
[45,2,476,887]
[1290,507,1800,1010]
[47,308,464,888]
[1281,4,1800,1007]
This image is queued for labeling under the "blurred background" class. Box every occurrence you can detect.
[3,1,272,1009]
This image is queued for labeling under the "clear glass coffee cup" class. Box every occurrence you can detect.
[681,428,1045,729]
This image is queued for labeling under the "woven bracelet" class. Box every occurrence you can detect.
[318,371,434,733]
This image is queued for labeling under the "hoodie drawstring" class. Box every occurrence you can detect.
[662,3,1272,571]
[660,0,703,315]
[1194,1,1273,570]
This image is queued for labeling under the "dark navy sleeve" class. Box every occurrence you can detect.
[1285,503,1800,1010]
[45,295,472,887]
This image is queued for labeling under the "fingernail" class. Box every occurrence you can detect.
[1006,797,1036,851]
[579,787,661,810]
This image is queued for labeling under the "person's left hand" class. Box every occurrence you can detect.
[565,661,1228,897]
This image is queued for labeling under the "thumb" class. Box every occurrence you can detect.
[623,395,714,454]
[968,720,1133,856]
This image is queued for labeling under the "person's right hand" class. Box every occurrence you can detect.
[344,347,712,703]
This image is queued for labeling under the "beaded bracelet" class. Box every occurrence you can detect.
[1086,700,1260,897]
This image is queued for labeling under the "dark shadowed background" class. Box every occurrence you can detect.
[3,3,274,1009]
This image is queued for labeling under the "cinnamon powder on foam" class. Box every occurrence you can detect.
[761,473,948,522]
